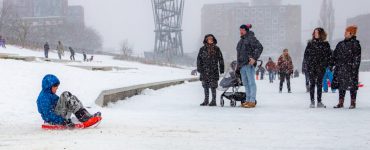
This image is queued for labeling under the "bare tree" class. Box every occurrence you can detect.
[319,0,335,44]
[0,2,12,33]
[9,17,32,47]
[120,39,133,58]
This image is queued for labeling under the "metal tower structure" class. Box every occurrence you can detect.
[151,0,184,57]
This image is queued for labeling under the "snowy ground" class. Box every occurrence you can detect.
[1,46,370,149]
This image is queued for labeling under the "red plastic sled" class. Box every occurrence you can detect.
[358,84,364,88]
[42,116,102,130]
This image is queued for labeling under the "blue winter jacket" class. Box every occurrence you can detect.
[37,74,66,125]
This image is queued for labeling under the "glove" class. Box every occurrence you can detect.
[64,119,75,129]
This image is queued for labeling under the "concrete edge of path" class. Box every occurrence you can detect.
[95,77,200,107]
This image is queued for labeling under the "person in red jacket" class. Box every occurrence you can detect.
[265,57,276,83]
[277,49,294,93]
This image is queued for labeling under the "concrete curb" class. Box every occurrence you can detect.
[67,65,137,71]
[95,77,199,107]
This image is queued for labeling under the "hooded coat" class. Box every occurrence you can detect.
[197,35,225,84]
[332,36,361,91]
[37,74,66,125]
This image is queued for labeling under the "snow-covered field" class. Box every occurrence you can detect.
[1,46,370,150]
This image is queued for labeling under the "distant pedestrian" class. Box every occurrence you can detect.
[57,41,64,60]
[69,47,75,61]
[257,63,265,80]
[0,36,6,48]
[44,42,50,58]
[83,52,87,62]
[294,69,299,78]
[265,57,276,83]
[277,49,293,93]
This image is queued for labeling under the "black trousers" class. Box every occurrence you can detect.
[202,81,217,101]
[339,90,357,100]
[309,71,325,102]
[279,72,291,91]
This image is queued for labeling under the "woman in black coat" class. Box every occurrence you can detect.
[332,25,361,109]
[303,28,332,108]
[197,34,224,106]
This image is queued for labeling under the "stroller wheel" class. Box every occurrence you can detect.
[230,100,236,107]
[220,96,225,107]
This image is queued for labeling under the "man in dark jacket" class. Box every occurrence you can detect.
[197,34,224,106]
[237,24,263,108]
[44,42,50,58]
[332,25,361,109]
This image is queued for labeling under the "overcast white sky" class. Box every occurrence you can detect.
[69,0,370,54]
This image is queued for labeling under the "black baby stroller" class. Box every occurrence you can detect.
[218,61,246,107]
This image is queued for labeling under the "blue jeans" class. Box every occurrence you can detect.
[240,65,257,102]
[268,71,274,82]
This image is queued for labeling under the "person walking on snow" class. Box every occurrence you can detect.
[36,74,101,128]
[277,49,293,93]
[197,34,224,107]
[332,25,361,109]
[57,41,64,60]
[257,63,266,80]
[44,42,50,59]
[265,57,276,83]
[83,51,87,61]
[303,28,332,108]
[69,47,75,61]
[237,24,263,108]
[0,36,6,48]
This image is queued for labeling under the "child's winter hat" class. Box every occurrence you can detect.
[240,24,252,31]
[346,25,358,36]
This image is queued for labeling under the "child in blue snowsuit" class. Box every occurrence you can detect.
[322,68,336,93]
[37,74,100,128]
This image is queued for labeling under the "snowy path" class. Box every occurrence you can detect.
[1,74,370,150]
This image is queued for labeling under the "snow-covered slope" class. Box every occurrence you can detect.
[1,46,370,150]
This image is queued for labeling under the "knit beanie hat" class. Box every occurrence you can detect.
[346,25,358,36]
[240,24,252,31]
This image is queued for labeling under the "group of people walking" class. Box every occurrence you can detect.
[196,24,361,109]
[43,41,90,61]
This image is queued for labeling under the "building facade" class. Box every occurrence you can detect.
[3,0,83,27]
[201,2,302,66]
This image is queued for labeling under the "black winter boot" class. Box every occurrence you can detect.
[75,108,93,122]
[200,99,209,106]
[208,99,217,106]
